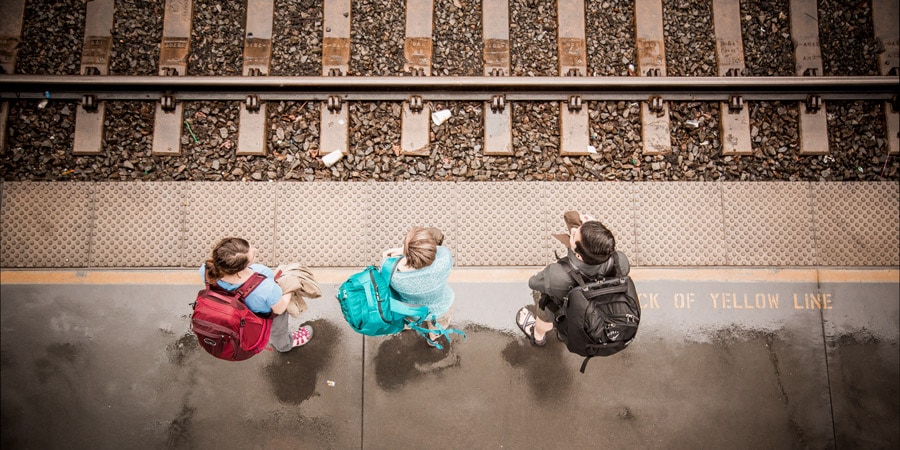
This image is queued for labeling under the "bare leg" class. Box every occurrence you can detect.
[533,316,554,341]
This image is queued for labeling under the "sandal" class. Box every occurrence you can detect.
[291,325,314,348]
[516,307,546,346]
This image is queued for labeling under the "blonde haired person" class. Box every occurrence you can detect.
[201,237,313,351]
[382,227,455,347]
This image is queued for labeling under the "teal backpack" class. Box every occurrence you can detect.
[336,256,463,349]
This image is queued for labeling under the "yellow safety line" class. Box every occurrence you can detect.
[1,267,897,285]
[817,269,900,283]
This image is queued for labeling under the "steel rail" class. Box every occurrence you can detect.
[1,75,897,102]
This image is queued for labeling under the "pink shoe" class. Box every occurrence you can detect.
[291,325,314,348]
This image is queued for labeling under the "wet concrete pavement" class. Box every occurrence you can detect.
[1,268,898,449]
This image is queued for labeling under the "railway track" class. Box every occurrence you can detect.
[0,0,898,182]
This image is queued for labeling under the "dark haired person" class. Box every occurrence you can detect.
[201,237,313,351]
[516,212,623,346]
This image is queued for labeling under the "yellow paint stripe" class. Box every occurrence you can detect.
[2,268,897,285]
[0,270,200,285]
[630,268,821,283]
[818,269,900,283]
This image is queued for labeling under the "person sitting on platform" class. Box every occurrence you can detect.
[201,237,313,351]
[516,211,625,346]
[382,227,456,348]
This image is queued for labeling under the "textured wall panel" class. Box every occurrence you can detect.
[541,183,636,265]
[184,182,277,267]
[367,182,458,264]
[456,182,545,266]
[723,183,816,265]
[276,182,371,267]
[813,182,899,266]
[92,183,184,267]
[635,182,726,265]
[2,181,896,269]
[0,182,92,267]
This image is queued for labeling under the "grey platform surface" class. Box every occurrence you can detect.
[1,267,897,449]
[2,181,898,268]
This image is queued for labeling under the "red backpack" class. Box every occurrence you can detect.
[191,272,273,361]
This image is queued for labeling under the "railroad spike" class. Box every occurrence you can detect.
[81,94,98,112]
[245,95,260,112]
[408,95,423,113]
[491,94,506,113]
[327,95,342,112]
[728,95,743,113]
[160,95,176,113]
[805,94,822,113]
[567,95,583,112]
[648,95,665,116]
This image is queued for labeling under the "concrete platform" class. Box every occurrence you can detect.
[1,267,897,449]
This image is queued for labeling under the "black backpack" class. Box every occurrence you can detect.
[542,252,641,373]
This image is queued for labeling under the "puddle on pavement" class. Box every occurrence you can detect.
[263,319,340,405]
[373,330,462,391]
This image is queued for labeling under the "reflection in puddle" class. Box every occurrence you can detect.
[373,331,461,391]
[501,333,574,403]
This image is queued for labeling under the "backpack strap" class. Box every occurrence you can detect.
[404,313,467,350]
[561,257,589,287]
[206,272,267,309]
[540,257,589,312]
[389,299,430,322]
[378,256,426,319]
[580,337,635,373]
[381,256,402,281]
[537,257,581,312]
[235,272,266,300]
[579,356,593,374]
[235,272,269,318]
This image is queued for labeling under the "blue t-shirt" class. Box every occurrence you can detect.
[198,263,283,314]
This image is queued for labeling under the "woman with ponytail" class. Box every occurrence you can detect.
[201,237,313,351]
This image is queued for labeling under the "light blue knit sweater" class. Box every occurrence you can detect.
[388,246,455,317]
